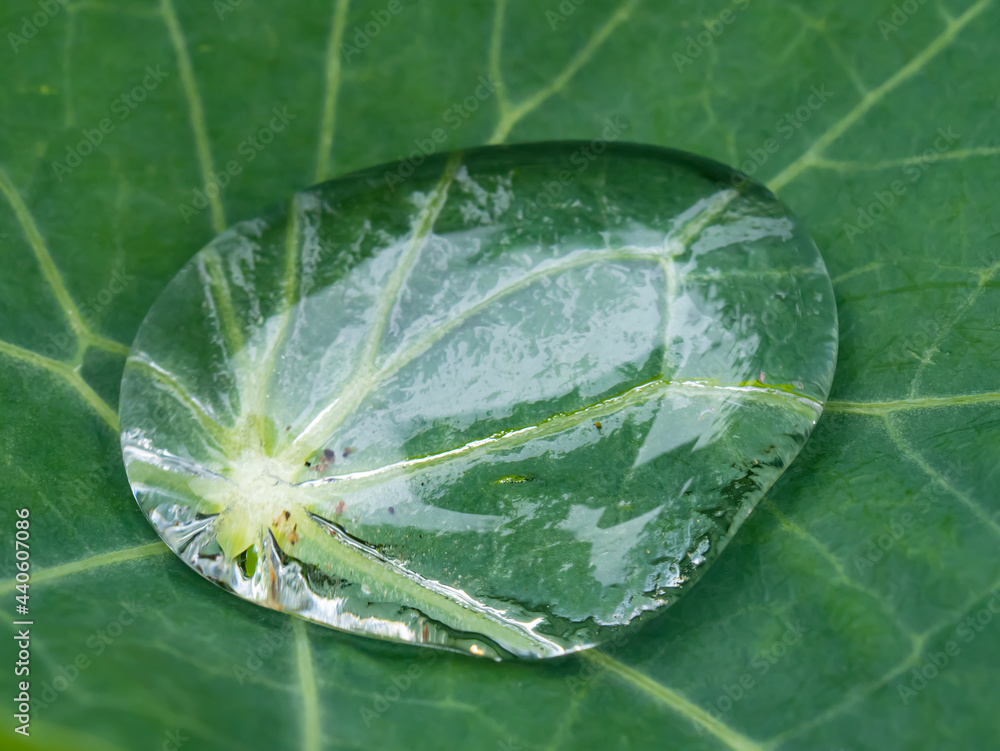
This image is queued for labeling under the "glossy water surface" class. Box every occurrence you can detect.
[119,142,838,659]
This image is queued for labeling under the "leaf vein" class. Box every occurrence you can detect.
[767,0,994,192]
[0,541,169,596]
[488,0,639,144]
[161,0,226,233]
[293,620,322,751]
[772,575,1000,744]
[762,501,919,645]
[814,145,1000,174]
[288,151,463,460]
[906,260,1000,398]
[0,339,119,431]
[825,390,1000,415]
[489,0,511,118]
[882,415,1000,539]
[314,0,352,183]
[584,650,769,751]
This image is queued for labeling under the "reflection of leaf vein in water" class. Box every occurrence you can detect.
[131,374,817,658]
[287,151,465,463]
[304,512,567,658]
[136,173,811,475]
[297,378,821,494]
[129,157,822,654]
[281,184,742,469]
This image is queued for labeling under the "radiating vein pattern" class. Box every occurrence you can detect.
[119,142,837,659]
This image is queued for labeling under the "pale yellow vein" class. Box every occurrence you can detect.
[813,145,1000,174]
[791,5,870,98]
[293,620,322,751]
[584,651,769,751]
[314,0,352,183]
[489,0,510,117]
[287,151,463,461]
[0,166,84,340]
[767,0,994,192]
[92,333,130,356]
[825,391,1000,415]
[883,415,1000,539]
[161,0,226,233]
[0,166,129,426]
[0,339,119,431]
[0,541,168,596]
[488,0,640,144]
[241,194,302,426]
[906,260,1000,399]
[127,355,232,447]
[769,637,925,745]
[762,501,920,647]
[831,260,885,285]
[771,573,1000,744]
[542,679,594,751]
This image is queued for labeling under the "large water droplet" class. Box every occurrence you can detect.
[120,143,837,659]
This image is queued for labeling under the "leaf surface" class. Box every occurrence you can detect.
[1,0,998,748]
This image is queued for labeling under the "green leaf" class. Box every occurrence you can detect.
[1,0,997,748]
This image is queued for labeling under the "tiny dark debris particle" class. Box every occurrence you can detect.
[305,461,311,467]
[343,447,354,458]
[323,448,335,460]
[388,507,395,515]
[283,510,290,520]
